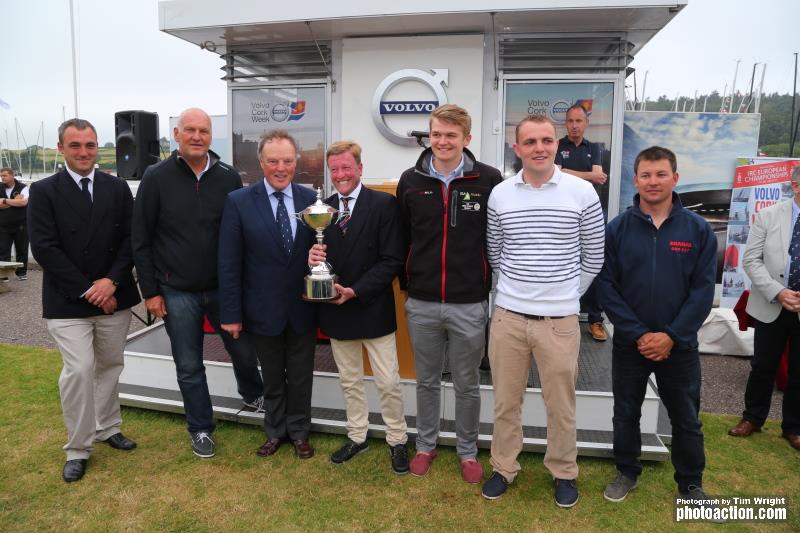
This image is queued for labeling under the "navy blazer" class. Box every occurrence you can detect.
[28,169,141,319]
[218,181,316,336]
[318,187,403,340]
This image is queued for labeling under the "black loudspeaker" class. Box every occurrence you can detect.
[115,110,160,179]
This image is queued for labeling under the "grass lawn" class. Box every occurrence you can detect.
[0,343,797,532]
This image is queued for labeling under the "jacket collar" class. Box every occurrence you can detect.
[630,192,684,223]
[414,147,479,180]
[172,149,221,177]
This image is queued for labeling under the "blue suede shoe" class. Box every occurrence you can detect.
[554,478,579,508]
[481,471,510,500]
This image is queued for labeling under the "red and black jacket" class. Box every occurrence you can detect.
[397,147,502,303]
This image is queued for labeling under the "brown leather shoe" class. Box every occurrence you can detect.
[727,419,761,437]
[293,439,315,459]
[589,322,608,342]
[256,437,284,457]
[782,434,800,450]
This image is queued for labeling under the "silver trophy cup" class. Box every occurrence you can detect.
[295,187,339,301]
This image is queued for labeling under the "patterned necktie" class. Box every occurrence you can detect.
[274,191,293,255]
[338,196,352,234]
[788,214,800,291]
[80,177,92,209]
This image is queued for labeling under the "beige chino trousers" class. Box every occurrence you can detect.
[488,307,580,481]
[47,309,132,460]
[330,332,408,446]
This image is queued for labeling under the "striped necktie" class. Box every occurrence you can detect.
[338,196,352,234]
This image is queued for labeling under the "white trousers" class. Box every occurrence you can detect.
[47,309,132,460]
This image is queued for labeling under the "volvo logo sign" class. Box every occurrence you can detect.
[371,69,449,146]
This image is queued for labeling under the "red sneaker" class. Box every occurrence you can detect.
[409,450,438,477]
[460,457,483,484]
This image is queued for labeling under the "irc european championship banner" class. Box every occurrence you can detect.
[720,158,800,308]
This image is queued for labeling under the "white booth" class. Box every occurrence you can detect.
[121,0,687,459]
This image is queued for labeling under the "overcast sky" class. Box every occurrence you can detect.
[1,0,797,149]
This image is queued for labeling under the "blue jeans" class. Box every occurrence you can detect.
[612,344,705,491]
[161,286,263,434]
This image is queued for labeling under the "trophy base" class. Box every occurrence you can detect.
[303,274,339,301]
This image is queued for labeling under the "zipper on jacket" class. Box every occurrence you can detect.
[481,248,488,285]
[405,247,413,286]
[450,188,458,228]
[650,231,657,309]
[441,182,450,302]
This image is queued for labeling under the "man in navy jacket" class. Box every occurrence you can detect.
[29,119,141,482]
[219,129,317,459]
[598,146,717,503]
[308,140,408,473]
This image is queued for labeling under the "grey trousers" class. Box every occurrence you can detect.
[405,298,488,458]
[47,309,132,460]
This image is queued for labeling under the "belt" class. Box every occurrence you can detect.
[506,309,565,321]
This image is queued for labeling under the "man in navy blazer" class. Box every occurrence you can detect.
[308,141,409,473]
[28,119,141,482]
[219,129,317,458]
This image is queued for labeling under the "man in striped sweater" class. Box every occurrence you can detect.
[481,114,605,507]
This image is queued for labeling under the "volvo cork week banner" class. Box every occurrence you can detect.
[231,87,326,186]
[720,158,800,308]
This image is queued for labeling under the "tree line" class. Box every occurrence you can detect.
[3,95,799,175]
[638,91,799,156]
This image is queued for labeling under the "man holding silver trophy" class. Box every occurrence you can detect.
[219,129,318,459]
[308,141,410,473]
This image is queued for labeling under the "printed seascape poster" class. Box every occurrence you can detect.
[720,159,800,308]
[621,112,761,212]
[621,111,761,281]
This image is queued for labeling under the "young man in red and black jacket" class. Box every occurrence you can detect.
[396,104,502,483]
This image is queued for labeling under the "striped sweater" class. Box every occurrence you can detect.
[487,166,605,316]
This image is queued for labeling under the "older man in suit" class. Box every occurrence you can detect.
[308,141,409,473]
[219,129,317,458]
[28,118,141,482]
[728,163,800,451]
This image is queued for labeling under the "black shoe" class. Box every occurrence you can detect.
[190,431,215,458]
[389,443,409,475]
[63,459,87,483]
[330,439,368,464]
[241,396,265,414]
[103,432,137,451]
[678,485,726,523]
[482,471,510,500]
[554,478,579,508]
